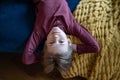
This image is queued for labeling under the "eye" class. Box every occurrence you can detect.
[48,41,54,44]
[59,40,64,43]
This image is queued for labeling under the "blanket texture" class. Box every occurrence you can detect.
[60,0,120,80]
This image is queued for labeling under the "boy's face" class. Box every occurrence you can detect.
[46,27,70,55]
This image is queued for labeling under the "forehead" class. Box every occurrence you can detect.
[47,44,68,54]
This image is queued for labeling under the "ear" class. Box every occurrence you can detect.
[67,38,72,46]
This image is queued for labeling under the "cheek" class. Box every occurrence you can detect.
[47,35,50,40]
[46,36,52,42]
[60,34,67,40]
[47,46,54,52]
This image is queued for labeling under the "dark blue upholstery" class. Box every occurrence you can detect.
[0,0,80,53]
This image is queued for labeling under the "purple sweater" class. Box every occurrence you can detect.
[22,0,100,64]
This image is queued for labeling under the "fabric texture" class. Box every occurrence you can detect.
[60,0,120,80]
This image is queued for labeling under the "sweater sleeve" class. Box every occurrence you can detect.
[69,16,100,54]
[22,28,44,65]
[22,0,47,65]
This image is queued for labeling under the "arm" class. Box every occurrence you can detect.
[22,28,44,65]
[22,0,46,65]
[69,17,100,54]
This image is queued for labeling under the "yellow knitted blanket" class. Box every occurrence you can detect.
[61,0,120,80]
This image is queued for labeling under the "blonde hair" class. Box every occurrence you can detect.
[43,45,73,74]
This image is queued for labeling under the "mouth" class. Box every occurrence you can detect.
[52,32,60,34]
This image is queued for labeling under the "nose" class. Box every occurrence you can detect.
[53,34,59,44]
[54,34,59,38]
